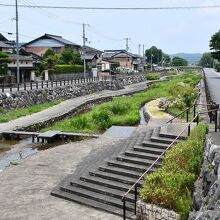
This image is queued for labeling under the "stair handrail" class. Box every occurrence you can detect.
[121,107,220,220]
[166,107,190,124]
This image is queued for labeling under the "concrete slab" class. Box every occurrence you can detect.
[103,126,137,138]
[160,123,197,138]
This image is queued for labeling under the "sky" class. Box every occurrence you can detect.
[0,0,220,54]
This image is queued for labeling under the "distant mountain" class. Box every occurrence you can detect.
[169,53,202,65]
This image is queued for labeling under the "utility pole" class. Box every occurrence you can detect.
[82,23,86,78]
[138,44,141,56]
[124,38,130,51]
[15,0,20,84]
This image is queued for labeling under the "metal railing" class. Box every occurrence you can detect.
[121,107,219,219]
[0,76,116,93]
[166,107,190,124]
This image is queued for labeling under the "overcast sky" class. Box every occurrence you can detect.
[0,0,220,54]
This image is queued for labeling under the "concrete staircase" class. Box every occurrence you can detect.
[51,124,187,218]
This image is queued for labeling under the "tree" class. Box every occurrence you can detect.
[43,48,55,59]
[163,53,171,65]
[59,48,83,65]
[0,52,11,75]
[172,57,188,66]
[145,46,163,64]
[199,52,214,68]
[210,30,220,61]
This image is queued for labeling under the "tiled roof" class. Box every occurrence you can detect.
[7,53,33,61]
[0,41,12,48]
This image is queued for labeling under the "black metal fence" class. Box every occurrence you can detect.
[0,76,116,93]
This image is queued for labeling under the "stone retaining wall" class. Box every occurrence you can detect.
[136,200,180,220]
[189,137,220,219]
[0,75,146,110]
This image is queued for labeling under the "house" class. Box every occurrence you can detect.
[102,50,144,72]
[80,46,103,67]
[23,33,81,57]
[0,33,14,52]
[0,33,38,82]
[80,46,103,77]
[7,50,37,82]
[97,60,119,74]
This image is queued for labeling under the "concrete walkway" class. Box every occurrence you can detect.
[0,135,123,220]
[0,81,149,133]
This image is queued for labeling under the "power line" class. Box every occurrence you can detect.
[0,4,220,10]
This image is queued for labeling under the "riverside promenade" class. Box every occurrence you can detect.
[0,81,149,133]
[0,80,153,220]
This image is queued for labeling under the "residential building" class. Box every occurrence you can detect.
[23,33,81,57]
[0,33,14,52]
[0,33,37,82]
[102,50,144,72]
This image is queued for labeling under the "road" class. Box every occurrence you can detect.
[204,68,220,104]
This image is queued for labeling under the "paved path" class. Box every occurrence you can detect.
[0,81,149,133]
[204,68,220,104]
[0,135,123,220]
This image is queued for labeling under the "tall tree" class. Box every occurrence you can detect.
[0,52,11,75]
[199,52,214,67]
[210,30,220,61]
[163,53,171,64]
[145,46,163,64]
[172,57,188,66]
[59,48,83,65]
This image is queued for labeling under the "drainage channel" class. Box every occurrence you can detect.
[0,136,82,171]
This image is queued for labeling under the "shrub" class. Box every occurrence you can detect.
[49,64,84,74]
[145,73,160,80]
[92,110,111,130]
[109,101,130,115]
[70,116,88,129]
[214,62,220,72]
[140,124,208,219]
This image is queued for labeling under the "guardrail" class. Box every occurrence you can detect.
[121,107,219,219]
[166,108,190,124]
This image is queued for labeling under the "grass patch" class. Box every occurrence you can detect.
[0,100,61,123]
[145,73,161,80]
[140,124,208,219]
[43,70,202,133]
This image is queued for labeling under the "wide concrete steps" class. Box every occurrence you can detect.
[52,123,186,217]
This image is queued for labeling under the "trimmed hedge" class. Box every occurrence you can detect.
[145,73,160,80]
[141,124,208,219]
[49,64,84,74]
[214,62,220,72]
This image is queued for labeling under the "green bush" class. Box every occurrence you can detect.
[214,62,220,72]
[92,110,111,131]
[49,64,84,74]
[70,116,88,130]
[140,124,208,219]
[109,101,130,115]
[145,73,160,80]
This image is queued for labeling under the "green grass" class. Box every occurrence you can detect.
[43,71,202,133]
[145,73,161,80]
[0,100,61,123]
